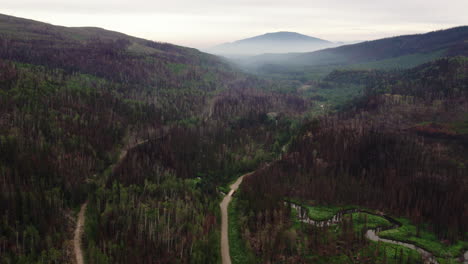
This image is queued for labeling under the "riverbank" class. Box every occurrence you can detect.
[289,201,468,264]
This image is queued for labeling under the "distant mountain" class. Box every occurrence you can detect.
[208,31,336,56]
[242,26,468,68]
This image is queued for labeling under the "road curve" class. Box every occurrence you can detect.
[74,202,88,264]
[220,173,250,264]
[73,138,149,264]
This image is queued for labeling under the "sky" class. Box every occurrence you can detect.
[1,0,467,49]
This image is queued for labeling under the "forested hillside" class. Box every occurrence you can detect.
[241,26,468,68]
[0,14,308,263]
[236,57,468,263]
[238,27,468,86]
[1,13,467,264]
[292,27,468,66]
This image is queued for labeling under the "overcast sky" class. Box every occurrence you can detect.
[1,0,467,49]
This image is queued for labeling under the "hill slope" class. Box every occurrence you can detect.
[242,26,468,68]
[0,14,265,120]
[0,13,308,263]
[208,31,335,56]
[236,57,468,263]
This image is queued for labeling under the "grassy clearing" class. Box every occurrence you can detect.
[291,202,468,260]
[305,204,358,221]
[305,204,344,221]
[436,257,463,264]
[303,83,364,109]
[228,197,257,264]
[290,205,302,230]
[305,240,424,264]
[379,218,468,258]
[291,206,423,264]
[285,198,358,221]
[291,202,394,232]
[349,212,393,231]
[359,241,422,264]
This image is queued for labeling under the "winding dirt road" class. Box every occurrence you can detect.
[74,202,87,264]
[73,137,150,264]
[220,173,250,264]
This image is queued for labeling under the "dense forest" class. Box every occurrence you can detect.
[0,13,467,264]
[237,57,468,263]
[0,14,307,263]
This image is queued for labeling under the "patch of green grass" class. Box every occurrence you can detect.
[436,257,462,264]
[305,204,358,221]
[349,212,393,232]
[285,199,358,221]
[228,198,257,264]
[379,218,468,258]
[288,202,428,263]
[305,205,344,221]
[305,241,424,264]
[359,241,422,264]
[289,201,468,261]
[304,83,364,109]
[184,177,201,188]
[289,204,303,230]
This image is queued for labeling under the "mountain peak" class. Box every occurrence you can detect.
[209,31,335,56]
[242,31,330,43]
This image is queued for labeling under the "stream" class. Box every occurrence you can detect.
[289,202,467,264]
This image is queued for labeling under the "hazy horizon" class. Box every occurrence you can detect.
[1,0,467,49]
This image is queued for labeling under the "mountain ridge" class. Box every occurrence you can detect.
[208,31,336,56]
[241,26,468,68]
[229,31,331,43]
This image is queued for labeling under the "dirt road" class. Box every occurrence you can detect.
[74,202,87,264]
[73,137,149,264]
[220,173,250,264]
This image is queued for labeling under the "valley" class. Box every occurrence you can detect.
[0,12,466,264]
[288,202,467,264]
